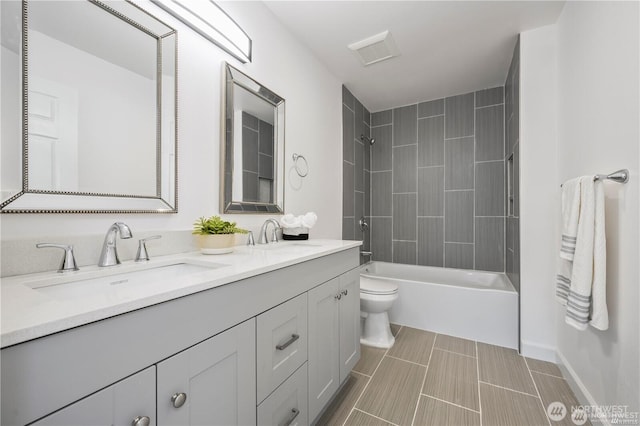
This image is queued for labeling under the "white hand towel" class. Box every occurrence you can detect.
[556,176,608,331]
[556,178,581,303]
[560,178,581,261]
[301,212,317,228]
[280,214,302,229]
[590,181,608,330]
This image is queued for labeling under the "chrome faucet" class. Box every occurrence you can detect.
[258,219,280,244]
[98,222,133,267]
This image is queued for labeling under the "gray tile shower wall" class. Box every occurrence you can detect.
[505,37,521,291]
[342,86,371,258]
[369,87,506,272]
[242,112,274,202]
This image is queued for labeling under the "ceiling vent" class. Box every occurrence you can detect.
[348,30,400,66]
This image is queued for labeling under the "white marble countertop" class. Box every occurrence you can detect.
[1,239,361,348]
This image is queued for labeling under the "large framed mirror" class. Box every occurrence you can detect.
[0,0,177,213]
[221,63,285,214]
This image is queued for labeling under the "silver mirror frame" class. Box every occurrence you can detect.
[0,0,179,214]
[221,63,285,214]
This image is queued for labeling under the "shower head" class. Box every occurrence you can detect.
[360,134,375,145]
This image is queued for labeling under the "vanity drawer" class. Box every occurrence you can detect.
[257,363,308,426]
[257,293,308,403]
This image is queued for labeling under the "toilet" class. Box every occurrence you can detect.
[360,276,399,348]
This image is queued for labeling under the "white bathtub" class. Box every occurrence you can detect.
[361,262,518,349]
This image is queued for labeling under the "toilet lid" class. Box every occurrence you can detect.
[360,277,398,295]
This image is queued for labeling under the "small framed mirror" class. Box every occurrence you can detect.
[0,0,177,213]
[221,63,285,214]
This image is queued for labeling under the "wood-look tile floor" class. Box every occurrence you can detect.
[317,325,589,426]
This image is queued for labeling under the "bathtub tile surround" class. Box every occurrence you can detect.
[342,86,371,255]
[319,325,585,426]
[505,37,521,291]
[370,87,505,272]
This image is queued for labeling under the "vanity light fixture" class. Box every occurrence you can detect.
[151,0,252,63]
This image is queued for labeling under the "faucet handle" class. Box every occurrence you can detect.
[135,235,161,262]
[246,231,255,246]
[36,243,79,273]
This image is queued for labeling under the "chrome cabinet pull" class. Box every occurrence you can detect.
[276,334,300,351]
[279,408,300,426]
[342,289,348,296]
[171,392,187,408]
[132,416,150,426]
[335,293,342,300]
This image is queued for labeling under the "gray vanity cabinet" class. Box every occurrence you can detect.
[1,247,360,426]
[156,319,256,426]
[307,267,361,422]
[31,367,156,426]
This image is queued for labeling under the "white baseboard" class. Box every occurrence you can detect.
[521,339,557,362]
[556,351,611,426]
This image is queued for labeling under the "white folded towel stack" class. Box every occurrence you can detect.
[556,176,608,331]
[280,212,317,236]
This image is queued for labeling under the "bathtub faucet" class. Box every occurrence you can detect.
[360,251,373,261]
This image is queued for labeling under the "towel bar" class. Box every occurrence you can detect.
[593,169,629,184]
[561,169,629,187]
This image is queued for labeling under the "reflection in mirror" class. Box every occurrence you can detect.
[0,0,178,213]
[222,63,285,214]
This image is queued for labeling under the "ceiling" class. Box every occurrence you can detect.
[263,1,565,112]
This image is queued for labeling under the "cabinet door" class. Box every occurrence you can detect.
[339,268,361,382]
[32,367,155,426]
[157,319,256,426]
[307,278,340,422]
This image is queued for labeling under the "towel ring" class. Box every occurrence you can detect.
[292,153,309,177]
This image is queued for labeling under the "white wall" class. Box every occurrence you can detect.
[519,25,559,361]
[30,30,156,195]
[0,2,342,242]
[555,0,639,415]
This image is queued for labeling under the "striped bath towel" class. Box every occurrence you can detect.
[556,176,608,330]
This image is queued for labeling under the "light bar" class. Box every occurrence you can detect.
[151,0,251,63]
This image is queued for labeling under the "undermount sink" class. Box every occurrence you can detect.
[25,261,225,300]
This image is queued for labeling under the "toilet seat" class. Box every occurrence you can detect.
[360,277,398,295]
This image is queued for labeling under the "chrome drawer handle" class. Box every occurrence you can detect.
[279,408,300,426]
[342,289,348,296]
[335,293,342,300]
[132,416,150,426]
[276,334,300,351]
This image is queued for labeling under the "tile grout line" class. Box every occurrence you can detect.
[342,330,397,426]
[384,354,427,367]
[353,408,400,426]
[524,358,553,426]
[479,380,540,398]
[419,393,481,414]
[410,333,436,425]
[527,368,564,380]
[476,341,483,426]
[432,346,477,360]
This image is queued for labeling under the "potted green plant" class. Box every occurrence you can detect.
[192,215,248,254]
